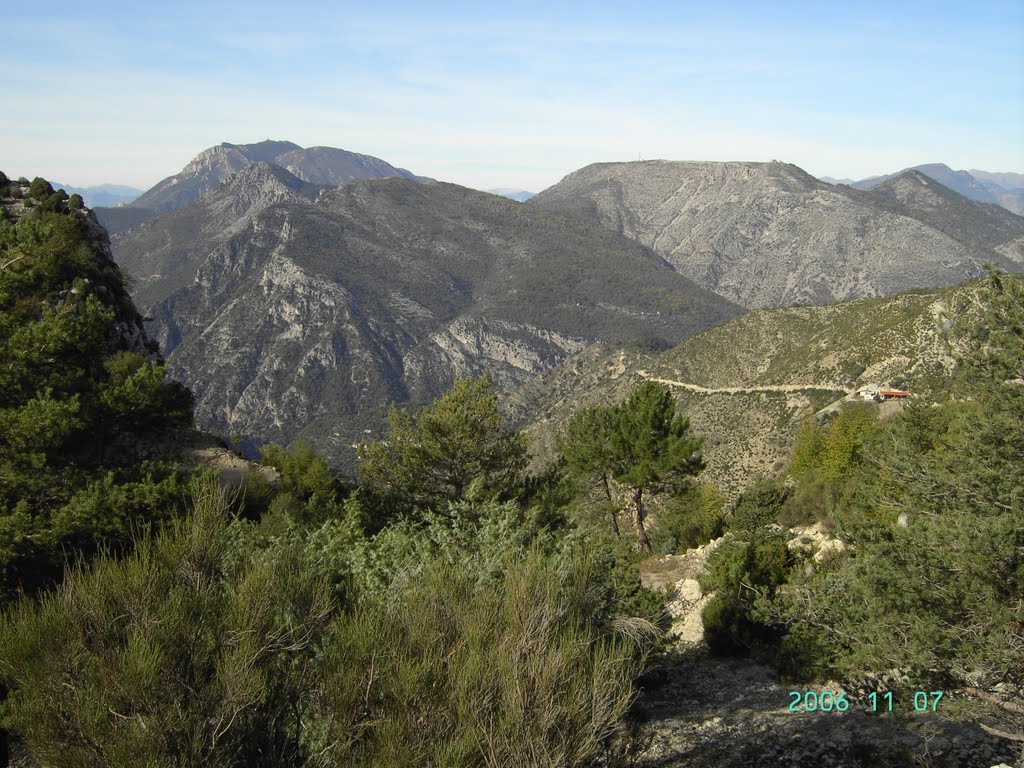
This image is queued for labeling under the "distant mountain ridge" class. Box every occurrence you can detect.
[112,163,739,465]
[50,182,143,207]
[486,188,535,202]
[851,170,1024,263]
[126,139,431,215]
[531,160,1021,309]
[822,163,1024,216]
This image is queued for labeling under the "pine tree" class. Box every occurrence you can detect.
[358,373,527,523]
[559,405,621,536]
[611,382,704,553]
[559,382,704,553]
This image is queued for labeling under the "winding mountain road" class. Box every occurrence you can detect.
[636,371,848,396]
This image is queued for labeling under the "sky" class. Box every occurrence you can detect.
[2,0,1022,194]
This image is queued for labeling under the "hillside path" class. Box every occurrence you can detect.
[636,370,848,396]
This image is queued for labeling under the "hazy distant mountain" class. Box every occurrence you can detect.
[531,160,1014,308]
[114,165,739,464]
[852,163,999,201]
[818,176,855,186]
[131,140,429,214]
[969,170,1024,190]
[486,188,535,202]
[832,164,1024,216]
[51,182,143,207]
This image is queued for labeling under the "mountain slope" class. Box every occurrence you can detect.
[531,160,1005,309]
[274,146,428,186]
[505,282,979,497]
[112,163,324,310]
[852,170,1024,263]
[118,170,740,466]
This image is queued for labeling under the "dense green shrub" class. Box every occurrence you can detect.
[727,476,789,532]
[308,550,655,768]
[40,189,69,213]
[700,531,794,657]
[649,482,725,553]
[0,480,336,767]
[27,177,53,200]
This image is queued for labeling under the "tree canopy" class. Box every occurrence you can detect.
[358,372,528,524]
[560,380,704,552]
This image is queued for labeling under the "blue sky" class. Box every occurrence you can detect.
[2,0,1021,192]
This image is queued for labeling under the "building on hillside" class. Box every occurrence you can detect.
[854,385,910,402]
[877,389,910,401]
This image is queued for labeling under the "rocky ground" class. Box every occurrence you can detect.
[634,539,1022,768]
[631,649,1020,768]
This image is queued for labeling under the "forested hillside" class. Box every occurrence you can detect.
[0,173,194,600]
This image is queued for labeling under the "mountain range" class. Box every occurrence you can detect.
[105,141,1024,468]
[111,156,737,463]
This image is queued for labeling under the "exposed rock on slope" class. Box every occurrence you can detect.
[112,163,324,310]
[119,170,740,466]
[531,160,1017,308]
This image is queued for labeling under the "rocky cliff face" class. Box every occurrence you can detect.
[119,170,740,466]
[531,160,1017,309]
[112,163,324,309]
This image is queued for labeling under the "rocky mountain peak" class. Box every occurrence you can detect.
[219,161,322,199]
[274,146,429,186]
[131,140,429,215]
